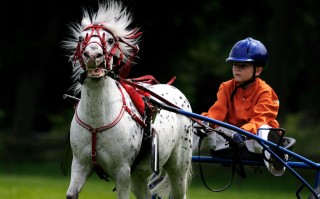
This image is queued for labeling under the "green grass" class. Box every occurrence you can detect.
[0,161,317,199]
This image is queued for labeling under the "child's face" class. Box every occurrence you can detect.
[232,63,255,85]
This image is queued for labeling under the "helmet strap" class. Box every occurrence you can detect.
[230,78,256,101]
[252,64,258,78]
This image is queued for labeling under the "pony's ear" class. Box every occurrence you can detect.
[81,18,91,28]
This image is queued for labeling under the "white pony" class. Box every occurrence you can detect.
[63,1,193,199]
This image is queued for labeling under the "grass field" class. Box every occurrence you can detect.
[0,161,317,199]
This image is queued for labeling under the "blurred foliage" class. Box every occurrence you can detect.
[48,109,74,135]
[282,112,320,159]
[1,0,320,159]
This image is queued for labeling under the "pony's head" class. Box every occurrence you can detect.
[63,1,141,82]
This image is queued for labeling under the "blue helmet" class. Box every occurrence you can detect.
[226,37,268,69]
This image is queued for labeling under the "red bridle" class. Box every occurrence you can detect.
[73,22,142,78]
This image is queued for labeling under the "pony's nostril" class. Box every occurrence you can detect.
[96,53,103,59]
[83,52,90,59]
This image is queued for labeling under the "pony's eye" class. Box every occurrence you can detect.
[107,38,115,45]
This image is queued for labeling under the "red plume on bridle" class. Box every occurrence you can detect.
[73,22,142,79]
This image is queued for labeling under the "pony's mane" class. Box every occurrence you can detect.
[63,1,141,95]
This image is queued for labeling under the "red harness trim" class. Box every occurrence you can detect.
[119,77,178,109]
[74,82,146,165]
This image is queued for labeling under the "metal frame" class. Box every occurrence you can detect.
[150,99,320,198]
[192,156,320,197]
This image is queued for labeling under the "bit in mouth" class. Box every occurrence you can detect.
[87,68,105,78]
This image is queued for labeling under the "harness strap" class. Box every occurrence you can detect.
[74,81,146,181]
[129,75,161,84]
[115,83,146,128]
[123,105,146,128]
[166,76,176,85]
[128,75,176,86]
[119,77,177,108]
[117,36,141,78]
[106,72,177,108]
[74,84,127,133]
[92,132,97,164]
[115,75,204,127]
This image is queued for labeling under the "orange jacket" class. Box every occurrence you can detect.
[202,78,280,134]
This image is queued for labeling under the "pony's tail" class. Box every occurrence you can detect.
[149,165,193,198]
[149,170,171,198]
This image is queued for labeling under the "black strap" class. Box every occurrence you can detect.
[131,102,153,173]
[214,130,247,179]
[197,130,232,192]
[230,79,255,101]
[232,147,247,179]
[197,129,246,192]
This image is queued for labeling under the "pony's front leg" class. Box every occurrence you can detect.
[114,164,131,199]
[66,158,93,199]
[131,171,151,199]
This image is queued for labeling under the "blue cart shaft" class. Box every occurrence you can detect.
[150,98,320,198]
[178,109,320,169]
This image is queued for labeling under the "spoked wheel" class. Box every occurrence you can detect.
[308,186,320,199]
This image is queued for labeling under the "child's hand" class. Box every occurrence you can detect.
[232,133,245,144]
[193,121,210,137]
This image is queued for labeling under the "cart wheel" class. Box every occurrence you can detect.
[308,186,320,199]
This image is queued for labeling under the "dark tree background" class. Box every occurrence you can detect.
[1,0,320,158]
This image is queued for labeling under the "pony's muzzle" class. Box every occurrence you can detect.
[83,51,104,68]
[83,52,106,78]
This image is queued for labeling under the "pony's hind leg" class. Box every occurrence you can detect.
[165,139,193,198]
[166,167,190,199]
[66,158,93,199]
